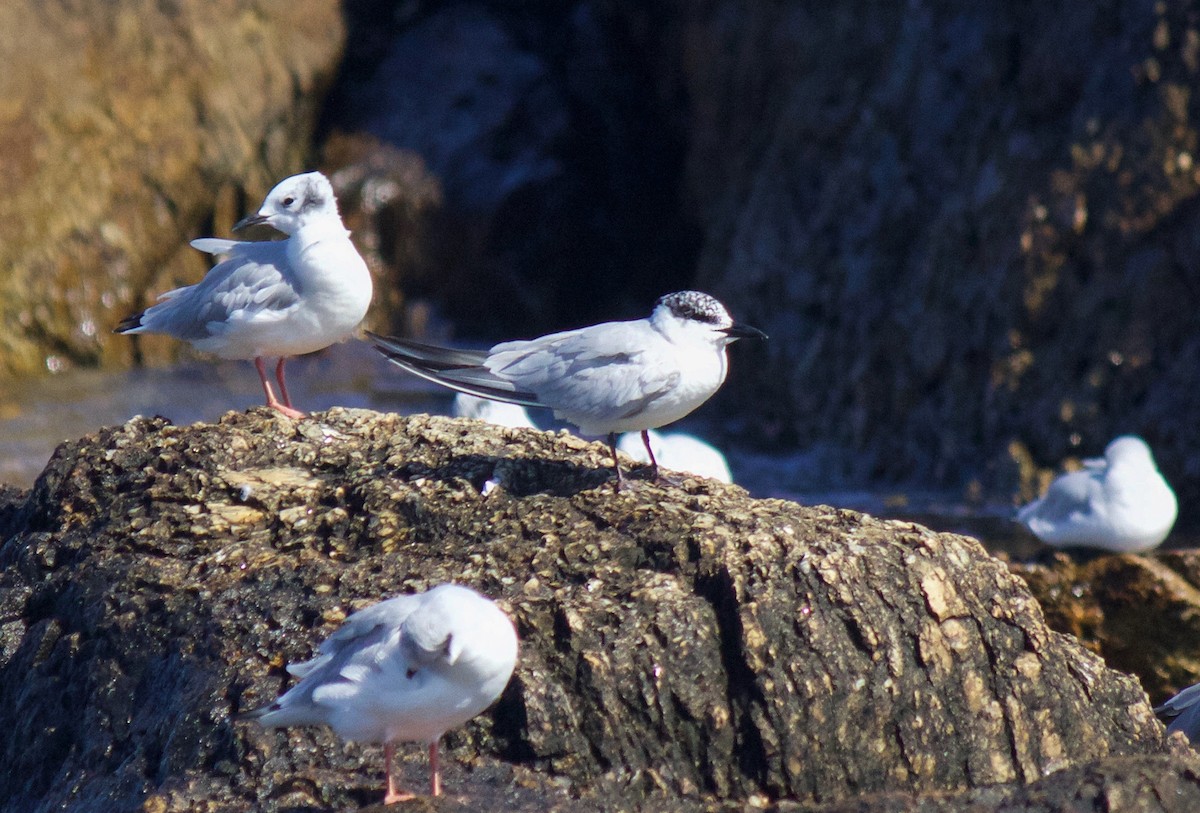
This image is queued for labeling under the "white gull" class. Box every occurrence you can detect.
[238,583,517,803]
[116,171,373,419]
[1017,435,1177,553]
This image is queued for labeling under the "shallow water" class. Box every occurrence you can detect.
[0,342,442,488]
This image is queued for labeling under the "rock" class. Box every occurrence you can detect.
[0,0,344,377]
[1011,550,1200,704]
[324,3,698,337]
[0,409,1172,810]
[790,751,1200,812]
[676,1,1200,506]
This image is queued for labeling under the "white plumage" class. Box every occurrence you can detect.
[370,291,764,488]
[241,583,518,802]
[116,171,373,419]
[1017,435,1177,553]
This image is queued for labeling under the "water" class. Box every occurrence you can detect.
[0,342,446,488]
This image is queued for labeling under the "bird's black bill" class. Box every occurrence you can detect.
[722,322,768,340]
[233,213,270,231]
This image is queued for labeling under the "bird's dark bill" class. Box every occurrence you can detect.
[723,323,768,340]
[233,213,270,231]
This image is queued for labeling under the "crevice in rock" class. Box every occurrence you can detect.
[691,563,769,793]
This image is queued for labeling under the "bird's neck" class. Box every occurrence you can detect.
[291,218,351,251]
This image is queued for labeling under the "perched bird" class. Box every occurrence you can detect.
[238,583,518,803]
[370,291,765,489]
[1016,435,1177,553]
[617,428,733,483]
[1155,682,1200,744]
[452,393,538,430]
[115,171,373,419]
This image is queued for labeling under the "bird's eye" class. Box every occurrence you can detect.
[282,196,295,207]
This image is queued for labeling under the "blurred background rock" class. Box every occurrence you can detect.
[4,0,1200,516]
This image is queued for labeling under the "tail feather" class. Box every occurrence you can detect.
[369,332,543,409]
[367,332,490,369]
[232,702,279,724]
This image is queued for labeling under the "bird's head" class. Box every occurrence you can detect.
[234,171,340,235]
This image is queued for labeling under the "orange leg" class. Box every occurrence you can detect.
[254,357,304,419]
[429,741,441,797]
[382,741,416,804]
[274,357,295,408]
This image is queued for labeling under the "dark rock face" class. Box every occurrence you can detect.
[0,0,345,376]
[678,1,1200,503]
[324,2,698,336]
[794,752,1200,813]
[0,410,1173,811]
[1011,549,1200,705]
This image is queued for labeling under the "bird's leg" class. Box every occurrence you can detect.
[382,741,416,804]
[254,357,304,419]
[274,357,294,408]
[607,432,625,492]
[640,429,660,482]
[429,740,442,797]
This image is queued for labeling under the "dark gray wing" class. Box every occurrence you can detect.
[369,332,544,407]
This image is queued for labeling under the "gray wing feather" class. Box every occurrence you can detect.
[134,241,300,341]
[1156,682,1200,742]
[190,238,242,255]
[487,322,680,423]
[1017,469,1104,525]
[306,595,423,665]
[369,333,543,407]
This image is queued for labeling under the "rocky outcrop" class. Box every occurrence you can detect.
[794,752,1200,813]
[1012,549,1200,705]
[0,0,344,376]
[678,0,1200,507]
[0,410,1179,811]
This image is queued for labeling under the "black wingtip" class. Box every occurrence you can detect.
[114,311,144,334]
[231,703,277,723]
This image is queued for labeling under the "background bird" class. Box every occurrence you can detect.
[1016,435,1177,553]
[1155,682,1200,744]
[370,291,765,489]
[237,583,518,804]
[452,392,539,430]
[115,171,373,419]
[617,428,732,483]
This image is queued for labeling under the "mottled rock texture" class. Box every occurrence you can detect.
[0,410,1178,811]
[1012,549,1200,705]
[678,0,1200,506]
[0,0,344,376]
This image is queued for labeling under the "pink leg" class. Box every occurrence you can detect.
[382,741,415,804]
[429,740,441,797]
[607,432,625,492]
[641,429,660,481]
[253,357,304,419]
[274,357,295,408]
